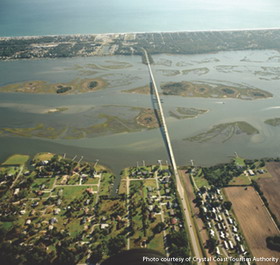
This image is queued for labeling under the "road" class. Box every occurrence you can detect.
[143,49,202,261]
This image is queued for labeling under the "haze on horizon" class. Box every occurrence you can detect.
[0,0,280,37]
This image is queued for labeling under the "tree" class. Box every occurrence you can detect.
[107,235,126,256]
[206,238,218,252]
[223,201,232,210]
[53,246,76,265]
[266,235,280,251]
[153,222,165,234]
[88,248,103,264]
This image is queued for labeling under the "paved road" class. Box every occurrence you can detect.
[143,49,202,261]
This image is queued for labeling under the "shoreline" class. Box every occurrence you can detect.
[1,27,280,40]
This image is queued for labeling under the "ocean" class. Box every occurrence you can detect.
[0,0,280,37]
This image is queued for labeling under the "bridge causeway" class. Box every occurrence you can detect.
[143,49,203,261]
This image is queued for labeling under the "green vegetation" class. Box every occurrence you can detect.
[161,81,272,100]
[0,152,124,264]
[0,78,106,95]
[266,235,280,252]
[186,121,259,143]
[0,123,66,139]
[56,85,72,94]
[122,85,150,95]
[0,107,158,140]
[182,67,209,76]
[264,118,280,127]
[2,29,280,59]
[169,107,208,119]
[251,180,280,230]
[1,154,29,165]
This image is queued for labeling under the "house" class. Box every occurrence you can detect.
[20,210,26,215]
[49,217,58,224]
[30,210,36,216]
[202,207,207,214]
[53,208,61,215]
[223,241,229,249]
[216,247,220,255]
[14,188,20,196]
[101,224,109,229]
[220,232,225,239]
[217,223,222,231]
[228,240,234,249]
[210,229,215,237]
[170,209,175,216]
[232,226,238,233]
[171,218,177,225]
[36,190,43,196]
[32,201,39,208]
[165,189,170,195]
[86,188,94,195]
[228,217,233,224]
[235,235,241,242]
[248,170,255,176]
[26,219,31,225]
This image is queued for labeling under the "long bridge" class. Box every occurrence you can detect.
[143,49,203,261]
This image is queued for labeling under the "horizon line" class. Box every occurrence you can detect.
[1,27,280,40]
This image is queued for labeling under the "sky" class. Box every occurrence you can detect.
[0,0,279,36]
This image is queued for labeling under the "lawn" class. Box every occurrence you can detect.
[83,177,100,185]
[33,152,54,162]
[118,179,127,195]
[234,156,246,167]
[2,154,30,165]
[55,186,97,203]
[193,168,209,188]
[228,174,251,185]
[99,173,114,196]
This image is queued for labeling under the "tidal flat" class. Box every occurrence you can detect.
[0,106,158,140]
[264,118,280,127]
[1,50,280,171]
[169,107,208,119]
[161,81,272,100]
[0,78,107,94]
[185,121,259,143]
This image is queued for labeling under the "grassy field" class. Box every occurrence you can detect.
[0,78,107,94]
[33,152,54,162]
[186,121,259,143]
[1,154,30,165]
[264,117,280,127]
[224,186,280,261]
[160,81,272,100]
[258,162,280,221]
[98,173,114,196]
